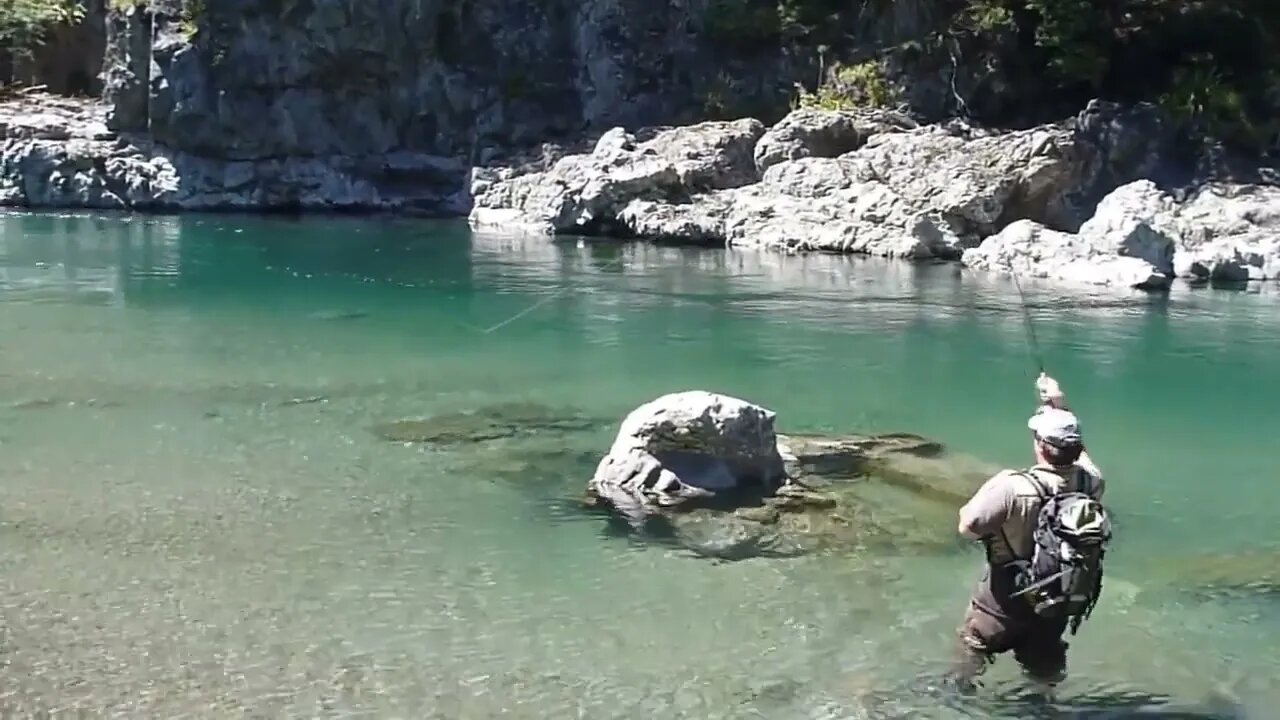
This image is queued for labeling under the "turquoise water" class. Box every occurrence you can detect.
[1,210,1278,718]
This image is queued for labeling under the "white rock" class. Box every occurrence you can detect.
[752,108,916,172]
[471,110,1086,261]
[1170,184,1280,281]
[962,219,1171,290]
[1077,179,1179,273]
[588,391,787,516]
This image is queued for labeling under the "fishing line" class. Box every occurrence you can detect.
[478,243,632,335]
[1008,269,1045,374]
[479,284,579,334]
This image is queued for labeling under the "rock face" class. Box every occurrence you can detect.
[0,93,470,211]
[148,0,720,162]
[587,391,787,519]
[5,0,731,213]
[962,179,1280,286]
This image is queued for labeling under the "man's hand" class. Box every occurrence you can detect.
[1036,372,1066,408]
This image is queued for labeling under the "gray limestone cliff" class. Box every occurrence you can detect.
[4,0,776,212]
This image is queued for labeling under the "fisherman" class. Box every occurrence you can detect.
[949,372,1108,694]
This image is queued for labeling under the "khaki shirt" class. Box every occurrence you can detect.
[959,457,1105,566]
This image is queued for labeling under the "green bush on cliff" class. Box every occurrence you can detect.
[0,0,84,61]
[104,0,201,40]
[796,60,896,111]
[953,0,1278,149]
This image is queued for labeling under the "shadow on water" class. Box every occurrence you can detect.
[859,676,1251,720]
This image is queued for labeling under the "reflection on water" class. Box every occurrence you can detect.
[1,210,1279,718]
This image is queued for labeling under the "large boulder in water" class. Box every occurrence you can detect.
[586,391,787,519]
[584,391,1000,560]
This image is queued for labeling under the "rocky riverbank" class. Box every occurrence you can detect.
[0,91,471,213]
[469,102,1280,289]
[4,88,1278,289]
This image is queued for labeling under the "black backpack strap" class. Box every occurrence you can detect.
[1021,468,1051,500]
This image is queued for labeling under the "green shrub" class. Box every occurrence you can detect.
[1157,56,1273,150]
[795,59,895,111]
[179,0,203,40]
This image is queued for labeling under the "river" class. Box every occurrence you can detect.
[1,210,1277,718]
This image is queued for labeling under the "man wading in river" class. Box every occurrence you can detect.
[949,373,1112,694]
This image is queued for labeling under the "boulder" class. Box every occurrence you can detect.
[1172,183,1280,282]
[962,179,1280,288]
[586,391,787,517]
[616,194,730,245]
[642,118,766,191]
[1076,179,1179,273]
[961,218,1172,290]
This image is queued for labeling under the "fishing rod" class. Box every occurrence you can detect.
[1008,269,1045,375]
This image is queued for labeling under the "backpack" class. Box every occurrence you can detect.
[1006,468,1113,634]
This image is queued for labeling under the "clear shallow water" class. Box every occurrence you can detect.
[1,211,1278,718]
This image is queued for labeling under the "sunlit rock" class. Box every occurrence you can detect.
[587,390,787,518]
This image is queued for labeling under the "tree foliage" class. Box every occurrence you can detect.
[981,0,1280,148]
[704,0,1280,149]
[0,0,84,60]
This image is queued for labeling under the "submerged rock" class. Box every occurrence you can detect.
[371,401,599,445]
[1150,550,1280,599]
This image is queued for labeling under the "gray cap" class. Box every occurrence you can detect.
[1027,407,1082,446]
